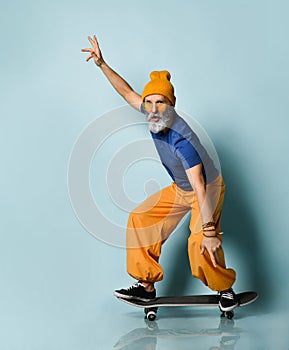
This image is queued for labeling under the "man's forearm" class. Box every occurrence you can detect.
[194,183,214,225]
[98,62,141,109]
[82,36,141,108]
[186,165,214,225]
[100,62,134,99]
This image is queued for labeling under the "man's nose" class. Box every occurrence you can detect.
[152,103,157,113]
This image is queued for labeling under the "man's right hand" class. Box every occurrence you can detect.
[81,35,142,110]
[81,35,104,67]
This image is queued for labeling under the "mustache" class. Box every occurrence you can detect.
[146,112,162,121]
[146,112,171,123]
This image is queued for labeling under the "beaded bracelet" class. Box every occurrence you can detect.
[202,221,216,229]
[203,231,223,238]
[203,233,218,238]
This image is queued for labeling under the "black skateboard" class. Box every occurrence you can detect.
[116,291,258,321]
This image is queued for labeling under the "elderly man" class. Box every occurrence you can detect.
[82,36,238,311]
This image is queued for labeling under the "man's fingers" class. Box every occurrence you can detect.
[88,35,98,48]
[81,48,93,53]
[88,35,94,44]
[200,239,222,267]
[209,251,217,268]
[215,249,222,264]
[86,54,94,62]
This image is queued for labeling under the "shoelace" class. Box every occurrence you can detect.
[127,282,142,290]
[221,291,234,300]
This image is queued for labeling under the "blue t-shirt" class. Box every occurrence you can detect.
[142,107,219,191]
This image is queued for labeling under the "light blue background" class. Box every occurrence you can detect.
[1,0,289,349]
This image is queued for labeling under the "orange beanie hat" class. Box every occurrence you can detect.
[142,70,176,106]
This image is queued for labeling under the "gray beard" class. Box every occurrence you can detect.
[146,111,172,134]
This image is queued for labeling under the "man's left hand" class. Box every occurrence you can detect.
[200,236,222,268]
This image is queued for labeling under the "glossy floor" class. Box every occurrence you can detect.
[108,305,288,350]
[2,294,288,350]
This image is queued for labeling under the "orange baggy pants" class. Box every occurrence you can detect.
[126,176,236,291]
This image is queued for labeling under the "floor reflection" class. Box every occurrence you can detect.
[114,317,243,350]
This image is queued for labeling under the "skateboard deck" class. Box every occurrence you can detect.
[116,291,258,321]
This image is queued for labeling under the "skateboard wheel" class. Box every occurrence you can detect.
[225,311,234,319]
[220,310,234,319]
[147,311,156,321]
[145,307,158,315]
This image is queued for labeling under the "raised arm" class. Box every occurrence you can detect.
[81,35,142,111]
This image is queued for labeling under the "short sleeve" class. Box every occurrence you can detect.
[175,137,202,170]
